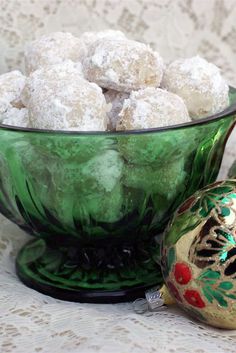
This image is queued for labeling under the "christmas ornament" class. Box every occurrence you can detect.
[161,179,236,329]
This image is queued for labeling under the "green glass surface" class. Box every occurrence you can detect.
[0,88,235,301]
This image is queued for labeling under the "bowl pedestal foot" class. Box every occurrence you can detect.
[16,236,163,303]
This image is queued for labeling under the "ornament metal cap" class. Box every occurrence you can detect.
[133,285,175,314]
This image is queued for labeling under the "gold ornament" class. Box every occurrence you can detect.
[160,179,236,329]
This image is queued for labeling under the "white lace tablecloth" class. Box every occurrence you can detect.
[0,130,235,353]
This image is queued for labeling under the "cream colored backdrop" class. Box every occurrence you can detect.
[1,0,236,83]
[0,0,235,173]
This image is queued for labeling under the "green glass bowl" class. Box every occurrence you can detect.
[1,88,236,303]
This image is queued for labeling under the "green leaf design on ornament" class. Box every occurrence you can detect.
[198,269,220,283]
[224,293,236,300]
[167,247,175,271]
[201,284,228,307]
[218,281,233,290]
[210,289,228,307]
[198,269,236,308]
[220,207,231,217]
[202,286,214,303]
[190,184,235,220]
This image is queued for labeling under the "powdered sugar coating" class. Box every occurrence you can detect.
[28,76,108,131]
[117,87,190,130]
[0,71,26,115]
[80,29,126,47]
[162,56,229,119]
[2,107,30,127]
[80,149,123,193]
[24,32,86,74]
[123,158,186,198]
[104,89,129,130]
[83,39,164,92]
[77,149,124,222]
[21,60,84,106]
[0,70,28,127]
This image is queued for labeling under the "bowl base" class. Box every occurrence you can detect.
[16,237,163,303]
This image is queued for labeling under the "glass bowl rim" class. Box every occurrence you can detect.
[1,86,236,136]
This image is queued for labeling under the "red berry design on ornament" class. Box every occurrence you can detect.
[174,263,192,285]
[183,290,205,308]
[167,281,182,302]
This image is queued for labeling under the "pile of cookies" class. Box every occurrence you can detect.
[0,30,230,131]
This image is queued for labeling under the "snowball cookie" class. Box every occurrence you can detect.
[77,150,124,222]
[104,89,129,130]
[22,149,57,209]
[73,150,125,223]
[162,56,229,119]
[122,158,187,200]
[2,107,29,127]
[28,76,108,131]
[0,70,26,115]
[30,135,116,165]
[22,150,77,227]
[83,39,164,92]
[78,183,124,223]
[24,32,86,74]
[23,145,137,224]
[54,149,124,223]
[0,70,29,127]
[80,29,126,47]
[118,129,193,167]
[21,60,83,106]
[78,149,124,194]
[117,87,190,130]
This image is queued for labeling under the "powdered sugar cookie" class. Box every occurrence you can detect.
[21,60,83,106]
[24,32,86,74]
[28,76,108,131]
[83,39,164,92]
[76,149,124,222]
[2,108,29,128]
[123,158,186,198]
[117,87,190,130]
[0,71,26,114]
[117,88,192,166]
[162,56,229,119]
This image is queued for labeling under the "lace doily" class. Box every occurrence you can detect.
[1,0,236,87]
[0,131,235,353]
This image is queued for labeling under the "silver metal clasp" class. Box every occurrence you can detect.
[145,287,164,310]
[133,287,166,314]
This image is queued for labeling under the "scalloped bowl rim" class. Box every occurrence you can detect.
[0,87,236,136]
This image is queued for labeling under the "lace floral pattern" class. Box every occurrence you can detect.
[1,214,236,352]
[0,0,236,351]
[0,0,236,85]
